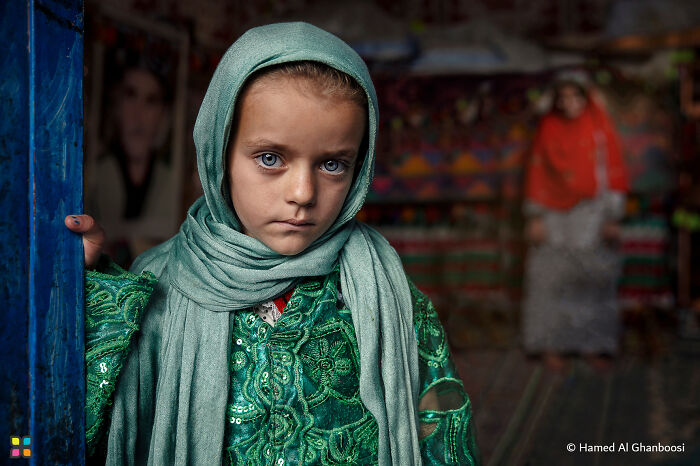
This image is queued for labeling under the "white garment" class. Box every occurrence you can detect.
[87,154,179,242]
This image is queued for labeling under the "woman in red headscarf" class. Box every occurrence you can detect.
[522,71,628,371]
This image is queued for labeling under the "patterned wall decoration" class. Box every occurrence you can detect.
[363,71,678,318]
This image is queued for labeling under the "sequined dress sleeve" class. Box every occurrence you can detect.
[84,257,156,456]
[410,280,482,465]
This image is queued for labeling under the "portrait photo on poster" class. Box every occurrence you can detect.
[84,4,189,268]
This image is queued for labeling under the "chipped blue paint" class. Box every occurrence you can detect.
[1,0,85,464]
[0,0,31,449]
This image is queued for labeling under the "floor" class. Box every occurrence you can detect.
[449,309,700,466]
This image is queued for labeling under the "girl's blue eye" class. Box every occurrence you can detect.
[322,160,343,173]
[259,153,279,167]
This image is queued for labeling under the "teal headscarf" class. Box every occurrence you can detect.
[107,22,421,465]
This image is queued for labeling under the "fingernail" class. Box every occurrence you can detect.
[73,219,80,225]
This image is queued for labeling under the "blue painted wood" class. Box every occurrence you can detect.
[29,0,85,463]
[0,0,31,451]
[1,0,85,464]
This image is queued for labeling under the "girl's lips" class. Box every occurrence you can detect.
[280,218,313,226]
[275,219,314,229]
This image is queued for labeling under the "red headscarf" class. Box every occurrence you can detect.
[525,99,628,210]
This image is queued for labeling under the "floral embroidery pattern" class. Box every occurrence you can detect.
[222,271,479,465]
[301,338,352,389]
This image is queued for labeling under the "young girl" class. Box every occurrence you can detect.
[69,22,480,465]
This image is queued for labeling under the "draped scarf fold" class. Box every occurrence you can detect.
[107,22,422,465]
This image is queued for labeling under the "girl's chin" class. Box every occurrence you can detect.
[262,237,314,256]
[273,245,310,256]
[244,225,323,256]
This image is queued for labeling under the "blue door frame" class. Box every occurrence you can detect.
[1,1,85,464]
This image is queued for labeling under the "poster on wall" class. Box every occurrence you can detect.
[84,4,189,267]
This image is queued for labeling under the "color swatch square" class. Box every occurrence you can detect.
[9,436,32,459]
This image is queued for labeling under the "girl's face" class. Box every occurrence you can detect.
[228,77,366,255]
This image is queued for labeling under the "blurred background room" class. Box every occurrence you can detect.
[83,1,700,464]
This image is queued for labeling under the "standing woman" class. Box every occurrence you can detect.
[522,71,629,370]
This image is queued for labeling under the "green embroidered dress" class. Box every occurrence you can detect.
[85,265,480,465]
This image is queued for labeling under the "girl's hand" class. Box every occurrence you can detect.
[64,215,105,269]
[526,217,547,245]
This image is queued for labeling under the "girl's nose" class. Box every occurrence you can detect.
[285,166,316,207]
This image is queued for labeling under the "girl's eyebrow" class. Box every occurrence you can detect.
[324,149,357,160]
[243,138,289,152]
